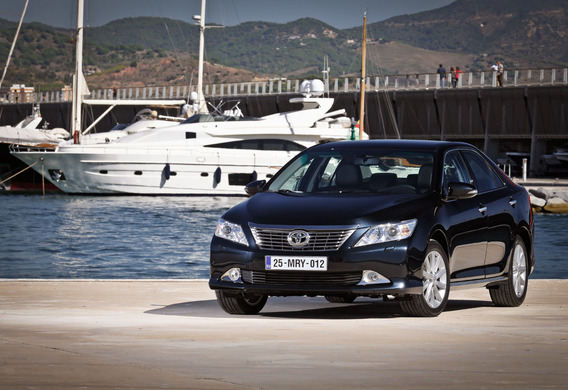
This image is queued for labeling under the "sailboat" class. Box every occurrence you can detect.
[11,0,366,195]
[0,1,69,192]
[2,0,188,192]
[71,0,187,145]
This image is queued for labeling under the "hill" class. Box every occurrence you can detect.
[358,0,568,69]
[0,0,566,91]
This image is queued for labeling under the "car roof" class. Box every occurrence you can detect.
[313,139,474,153]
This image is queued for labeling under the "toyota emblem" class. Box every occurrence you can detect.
[287,230,310,248]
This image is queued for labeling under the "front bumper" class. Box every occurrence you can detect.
[208,276,424,297]
[209,235,425,297]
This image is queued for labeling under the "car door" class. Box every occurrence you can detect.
[460,150,514,278]
[441,150,489,281]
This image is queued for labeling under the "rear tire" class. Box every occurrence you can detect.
[400,240,450,317]
[325,295,356,303]
[215,290,268,315]
[489,236,528,307]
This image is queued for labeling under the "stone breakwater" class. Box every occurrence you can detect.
[519,178,568,214]
[528,187,568,213]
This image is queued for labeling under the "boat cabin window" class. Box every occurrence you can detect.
[229,173,257,186]
[205,139,305,152]
[181,114,259,124]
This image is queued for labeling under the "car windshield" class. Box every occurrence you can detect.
[267,149,435,194]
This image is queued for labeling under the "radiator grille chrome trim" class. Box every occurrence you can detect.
[249,224,357,251]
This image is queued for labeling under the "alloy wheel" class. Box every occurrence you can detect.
[422,249,448,309]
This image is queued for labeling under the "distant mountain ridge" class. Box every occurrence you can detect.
[360,0,568,66]
[0,0,566,91]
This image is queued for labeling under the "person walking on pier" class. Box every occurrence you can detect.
[437,64,447,88]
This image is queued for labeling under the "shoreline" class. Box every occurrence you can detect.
[515,177,568,213]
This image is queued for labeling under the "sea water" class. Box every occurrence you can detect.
[0,195,243,279]
[0,195,565,279]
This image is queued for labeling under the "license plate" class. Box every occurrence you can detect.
[265,256,327,271]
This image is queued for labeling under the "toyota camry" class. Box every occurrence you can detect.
[209,140,535,317]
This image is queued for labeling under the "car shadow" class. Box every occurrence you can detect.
[145,296,494,319]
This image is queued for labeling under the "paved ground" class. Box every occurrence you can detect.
[1,279,567,389]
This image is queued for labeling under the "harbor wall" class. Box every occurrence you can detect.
[1,85,567,176]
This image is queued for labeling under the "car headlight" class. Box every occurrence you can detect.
[354,219,417,247]
[215,219,249,246]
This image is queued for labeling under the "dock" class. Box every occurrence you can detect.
[516,177,568,192]
[1,279,567,389]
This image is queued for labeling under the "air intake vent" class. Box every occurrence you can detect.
[241,270,361,286]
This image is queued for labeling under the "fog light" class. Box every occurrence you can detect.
[221,268,242,283]
[358,270,390,285]
[228,268,241,281]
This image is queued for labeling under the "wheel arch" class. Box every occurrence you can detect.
[516,222,534,274]
[429,228,449,257]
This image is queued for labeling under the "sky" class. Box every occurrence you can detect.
[0,0,455,30]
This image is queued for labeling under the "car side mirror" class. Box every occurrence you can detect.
[445,182,477,200]
[244,179,267,196]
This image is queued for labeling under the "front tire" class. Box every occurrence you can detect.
[489,236,528,307]
[400,240,450,317]
[215,290,268,315]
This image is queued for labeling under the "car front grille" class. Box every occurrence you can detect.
[249,225,356,251]
[241,270,362,286]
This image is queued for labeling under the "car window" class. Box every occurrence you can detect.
[460,150,502,193]
[317,157,341,190]
[443,150,472,188]
[269,154,315,191]
[267,149,434,194]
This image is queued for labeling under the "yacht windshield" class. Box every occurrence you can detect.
[267,149,435,194]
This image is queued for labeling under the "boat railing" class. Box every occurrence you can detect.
[9,144,57,153]
[8,67,568,104]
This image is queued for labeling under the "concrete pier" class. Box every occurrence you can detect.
[1,279,567,389]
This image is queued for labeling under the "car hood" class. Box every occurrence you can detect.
[224,192,436,226]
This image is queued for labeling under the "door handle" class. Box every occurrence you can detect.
[509,199,517,207]
[478,205,487,214]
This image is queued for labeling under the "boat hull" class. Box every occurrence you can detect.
[11,147,297,195]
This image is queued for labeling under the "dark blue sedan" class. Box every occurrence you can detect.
[209,140,535,317]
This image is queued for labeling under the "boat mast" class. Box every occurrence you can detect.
[358,12,367,140]
[72,0,84,143]
[195,0,207,113]
[0,0,30,92]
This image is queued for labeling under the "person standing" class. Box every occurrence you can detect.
[455,66,462,87]
[491,61,503,87]
[450,67,456,88]
[437,64,447,88]
[496,61,503,87]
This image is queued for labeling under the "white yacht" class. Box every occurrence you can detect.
[11,0,366,195]
[11,83,366,195]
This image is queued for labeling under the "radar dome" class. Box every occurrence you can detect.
[309,79,325,96]
[300,79,325,96]
[300,80,311,93]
